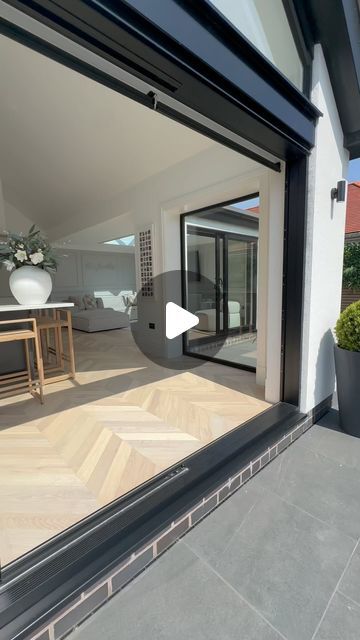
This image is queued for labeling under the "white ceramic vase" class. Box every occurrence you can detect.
[9,265,52,305]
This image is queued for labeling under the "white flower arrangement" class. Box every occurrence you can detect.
[0,226,58,272]
[30,251,44,265]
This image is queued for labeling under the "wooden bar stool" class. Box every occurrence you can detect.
[0,318,45,403]
[35,309,75,384]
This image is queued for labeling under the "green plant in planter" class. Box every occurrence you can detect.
[335,300,360,351]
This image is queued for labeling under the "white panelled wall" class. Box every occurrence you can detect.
[52,248,136,311]
[300,45,349,413]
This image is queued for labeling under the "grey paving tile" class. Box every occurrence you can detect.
[314,592,360,640]
[192,492,355,640]
[338,544,360,606]
[70,542,283,640]
[185,484,262,564]
[300,411,360,469]
[253,442,360,539]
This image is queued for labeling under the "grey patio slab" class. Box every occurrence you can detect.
[185,491,355,640]
[71,542,284,640]
[338,543,360,606]
[252,440,360,540]
[300,409,360,469]
[314,592,360,640]
[184,484,262,563]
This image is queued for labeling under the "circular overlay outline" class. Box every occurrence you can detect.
[130,269,228,370]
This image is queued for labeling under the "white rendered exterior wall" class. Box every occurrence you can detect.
[300,45,349,413]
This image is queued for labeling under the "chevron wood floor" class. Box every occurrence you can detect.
[0,328,271,566]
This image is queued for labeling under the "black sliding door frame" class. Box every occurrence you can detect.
[182,219,258,372]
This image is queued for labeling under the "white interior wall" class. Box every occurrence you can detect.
[300,44,349,413]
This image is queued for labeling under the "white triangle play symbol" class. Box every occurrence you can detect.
[166,302,199,339]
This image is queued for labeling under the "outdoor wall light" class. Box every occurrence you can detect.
[331,180,347,202]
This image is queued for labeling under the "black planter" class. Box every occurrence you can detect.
[334,345,360,437]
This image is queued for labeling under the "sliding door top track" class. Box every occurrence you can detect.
[0,0,281,172]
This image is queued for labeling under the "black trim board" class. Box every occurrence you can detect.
[294,0,360,159]
[0,403,304,640]
[281,156,308,405]
[3,0,319,159]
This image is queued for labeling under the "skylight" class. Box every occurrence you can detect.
[103,234,135,247]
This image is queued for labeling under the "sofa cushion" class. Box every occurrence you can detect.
[83,294,97,309]
[67,295,85,310]
[96,297,104,309]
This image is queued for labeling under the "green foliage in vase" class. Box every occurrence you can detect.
[0,225,58,272]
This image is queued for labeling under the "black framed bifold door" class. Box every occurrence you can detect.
[183,212,258,371]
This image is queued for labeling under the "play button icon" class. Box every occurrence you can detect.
[130,269,226,370]
[166,302,199,339]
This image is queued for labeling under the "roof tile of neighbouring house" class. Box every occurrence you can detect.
[346,182,360,234]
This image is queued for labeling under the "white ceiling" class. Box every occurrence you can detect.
[0,35,214,231]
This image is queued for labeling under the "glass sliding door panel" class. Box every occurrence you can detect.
[186,228,218,344]
[216,236,258,368]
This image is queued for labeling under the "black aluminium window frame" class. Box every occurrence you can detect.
[282,0,313,96]
[0,3,311,638]
[180,196,260,373]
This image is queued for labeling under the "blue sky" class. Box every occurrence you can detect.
[348,158,360,181]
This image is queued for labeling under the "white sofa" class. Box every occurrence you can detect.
[64,295,130,332]
[195,301,241,332]
[71,308,129,332]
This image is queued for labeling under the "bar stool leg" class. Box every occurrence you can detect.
[40,329,49,365]
[57,318,65,371]
[67,310,76,379]
[24,339,32,395]
[33,329,45,404]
